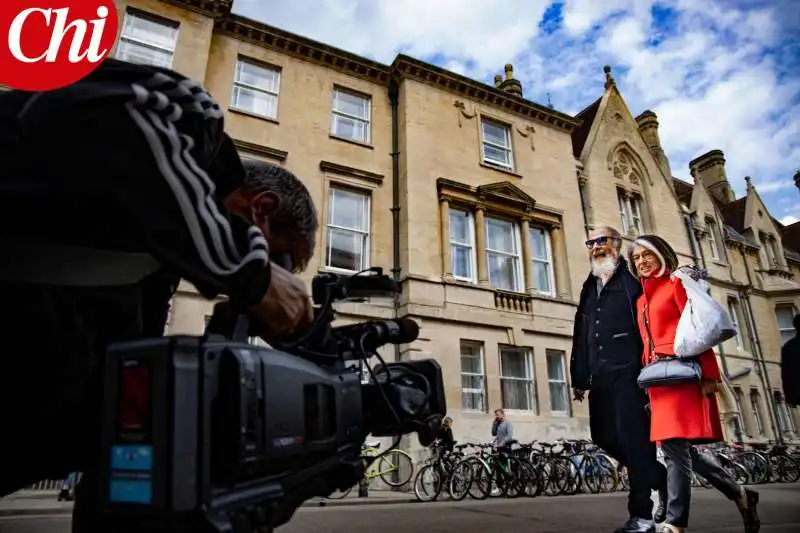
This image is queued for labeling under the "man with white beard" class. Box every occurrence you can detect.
[570,226,667,533]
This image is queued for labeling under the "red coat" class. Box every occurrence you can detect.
[637,271,724,443]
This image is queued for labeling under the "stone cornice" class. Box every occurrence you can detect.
[436,177,561,227]
[320,160,384,185]
[160,0,232,19]
[392,55,580,132]
[197,4,581,131]
[232,139,287,162]
[215,14,392,85]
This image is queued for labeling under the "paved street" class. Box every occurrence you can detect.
[1,484,798,533]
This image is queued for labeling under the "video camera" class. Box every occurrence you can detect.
[97,266,446,533]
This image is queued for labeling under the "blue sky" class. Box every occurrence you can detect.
[232,0,800,224]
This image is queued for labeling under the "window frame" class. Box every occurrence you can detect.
[499,345,536,413]
[230,58,282,120]
[707,218,720,260]
[750,389,764,436]
[775,304,796,347]
[480,118,514,171]
[617,189,644,236]
[324,185,371,273]
[116,9,179,68]
[529,225,555,296]
[449,208,477,283]
[727,297,743,349]
[485,216,524,293]
[330,86,372,144]
[545,349,570,416]
[459,340,487,412]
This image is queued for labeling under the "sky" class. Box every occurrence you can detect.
[232,0,800,225]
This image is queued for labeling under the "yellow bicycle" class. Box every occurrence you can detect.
[326,440,414,499]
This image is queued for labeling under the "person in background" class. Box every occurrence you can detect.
[780,315,800,408]
[57,472,78,502]
[628,235,760,533]
[436,417,455,452]
[491,409,513,450]
[570,226,667,533]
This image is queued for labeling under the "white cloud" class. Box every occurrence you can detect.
[781,216,799,226]
[230,0,799,219]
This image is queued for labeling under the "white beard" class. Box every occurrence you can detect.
[591,256,619,280]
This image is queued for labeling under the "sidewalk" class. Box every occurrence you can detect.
[0,489,415,517]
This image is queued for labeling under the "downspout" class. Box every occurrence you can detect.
[739,246,782,443]
[388,78,401,362]
[576,167,590,238]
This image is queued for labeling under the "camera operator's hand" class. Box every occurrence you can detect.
[248,263,313,338]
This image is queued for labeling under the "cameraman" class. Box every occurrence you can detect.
[0,59,317,527]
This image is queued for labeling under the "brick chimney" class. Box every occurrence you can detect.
[689,149,736,204]
[497,64,523,98]
[635,109,672,180]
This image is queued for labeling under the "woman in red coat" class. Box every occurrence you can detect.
[628,235,760,533]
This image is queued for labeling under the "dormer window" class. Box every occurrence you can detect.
[617,189,643,236]
[706,218,720,260]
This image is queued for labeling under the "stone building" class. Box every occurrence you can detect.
[111,0,799,449]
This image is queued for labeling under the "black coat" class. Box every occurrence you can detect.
[569,259,644,391]
[782,335,800,406]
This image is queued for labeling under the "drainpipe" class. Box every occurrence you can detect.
[576,169,590,238]
[388,78,401,362]
[739,246,782,443]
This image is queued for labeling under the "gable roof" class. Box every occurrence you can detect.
[571,97,601,157]
[717,197,747,231]
[673,178,694,207]
[781,221,800,252]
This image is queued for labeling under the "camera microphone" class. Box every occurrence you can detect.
[336,317,419,353]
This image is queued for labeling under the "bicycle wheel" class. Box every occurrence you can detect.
[467,457,492,500]
[581,457,602,494]
[378,449,414,487]
[723,461,750,485]
[413,464,442,502]
[447,460,473,501]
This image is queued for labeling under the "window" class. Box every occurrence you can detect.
[486,217,523,292]
[231,60,281,119]
[460,341,486,411]
[116,10,178,68]
[529,227,554,295]
[734,388,747,435]
[774,391,794,433]
[449,209,476,282]
[776,305,796,346]
[331,88,371,143]
[481,119,513,170]
[617,191,644,235]
[750,390,764,436]
[545,349,569,415]
[499,346,535,411]
[727,298,743,349]
[325,187,370,272]
[707,219,720,260]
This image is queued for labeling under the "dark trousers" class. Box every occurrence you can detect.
[661,439,743,528]
[0,281,146,532]
[589,377,667,520]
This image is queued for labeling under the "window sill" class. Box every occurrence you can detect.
[228,107,280,124]
[502,409,539,417]
[318,266,371,276]
[549,411,572,418]
[330,133,374,149]
[480,161,522,178]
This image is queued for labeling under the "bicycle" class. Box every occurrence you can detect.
[326,439,414,499]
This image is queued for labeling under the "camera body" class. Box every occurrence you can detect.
[97,268,445,533]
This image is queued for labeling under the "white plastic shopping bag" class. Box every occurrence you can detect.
[672,269,736,357]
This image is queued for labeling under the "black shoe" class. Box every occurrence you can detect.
[615,517,655,533]
[654,489,667,524]
[736,489,760,533]
[57,490,72,502]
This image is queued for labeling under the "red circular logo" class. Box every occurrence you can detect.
[0,0,119,91]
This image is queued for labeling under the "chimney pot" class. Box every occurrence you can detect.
[504,63,513,80]
[494,74,502,87]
